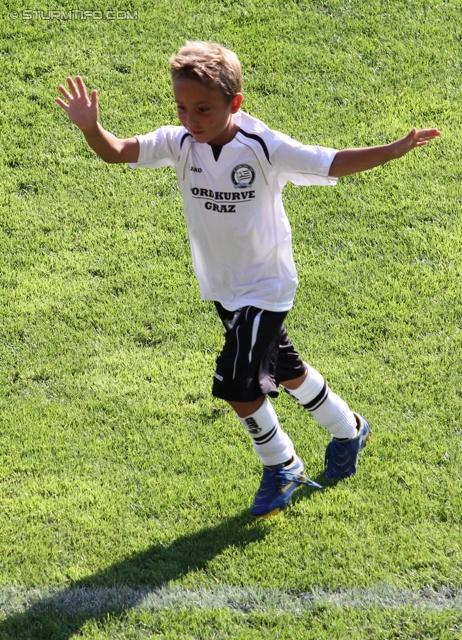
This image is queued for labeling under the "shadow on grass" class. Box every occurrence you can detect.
[0,509,267,639]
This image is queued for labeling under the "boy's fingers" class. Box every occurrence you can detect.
[76,75,89,100]
[66,76,80,98]
[415,128,441,141]
[58,84,72,102]
[406,127,440,149]
[426,128,440,139]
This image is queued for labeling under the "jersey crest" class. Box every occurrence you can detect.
[231,164,255,188]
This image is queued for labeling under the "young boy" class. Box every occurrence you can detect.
[57,42,440,518]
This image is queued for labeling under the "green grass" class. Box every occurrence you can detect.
[1,0,461,637]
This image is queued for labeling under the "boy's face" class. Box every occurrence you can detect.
[173,78,243,146]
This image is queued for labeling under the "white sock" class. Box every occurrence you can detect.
[285,364,357,439]
[238,398,295,466]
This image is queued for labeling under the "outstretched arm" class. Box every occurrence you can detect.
[57,76,139,164]
[329,127,440,178]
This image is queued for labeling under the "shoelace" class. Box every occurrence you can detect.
[274,470,323,490]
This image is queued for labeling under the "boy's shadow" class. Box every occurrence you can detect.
[0,473,329,639]
[0,509,266,640]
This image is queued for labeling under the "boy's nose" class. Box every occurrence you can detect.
[186,114,198,127]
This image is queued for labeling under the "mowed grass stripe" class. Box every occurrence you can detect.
[1,584,461,618]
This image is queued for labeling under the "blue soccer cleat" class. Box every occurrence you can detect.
[250,455,322,518]
[324,413,371,481]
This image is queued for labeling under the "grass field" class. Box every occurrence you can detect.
[1,0,461,637]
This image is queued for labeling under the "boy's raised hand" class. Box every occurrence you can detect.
[329,125,440,177]
[395,126,441,158]
[57,76,98,132]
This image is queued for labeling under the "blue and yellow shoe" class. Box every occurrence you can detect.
[250,455,322,518]
[324,413,371,482]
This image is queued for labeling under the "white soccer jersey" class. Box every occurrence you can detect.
[130,111,337,312]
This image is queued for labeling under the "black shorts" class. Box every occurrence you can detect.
[212,302,305,403]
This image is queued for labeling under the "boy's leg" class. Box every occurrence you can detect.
[228,396,294,467]
[212,304,306,517]
[228,395,306,518]
[280,361,371,481]
[281,364,358,440]
[212,305,297,467]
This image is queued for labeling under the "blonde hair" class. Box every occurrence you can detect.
[170,41,242,102]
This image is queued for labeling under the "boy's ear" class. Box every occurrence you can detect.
[231,93,244,113]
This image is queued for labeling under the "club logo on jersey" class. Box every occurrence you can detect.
[232,164,255,188]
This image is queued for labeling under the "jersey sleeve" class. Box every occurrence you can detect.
[273,135,338,187]
[129,125,182,169]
